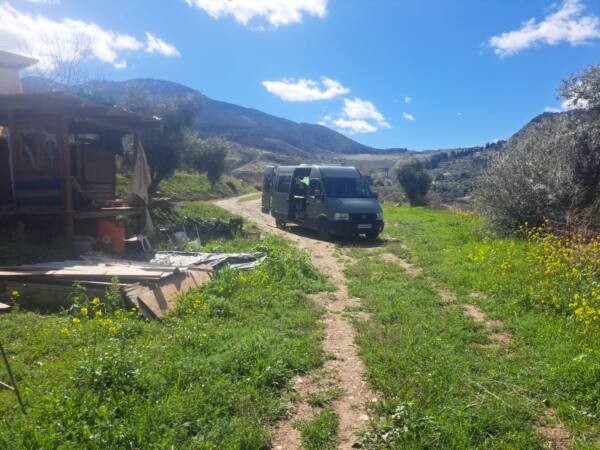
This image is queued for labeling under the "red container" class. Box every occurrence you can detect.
[96,219,125,256]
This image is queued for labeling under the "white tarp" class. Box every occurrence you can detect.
[131,141,154,236]
[149,251,267,270]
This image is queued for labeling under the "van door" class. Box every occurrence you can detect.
[261,165,275,213]
[306,171,326,229]
[271,172,292,220]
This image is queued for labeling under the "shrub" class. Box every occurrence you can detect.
[188,136,228,186]
[476,107,600,232]
[396,161,432,206]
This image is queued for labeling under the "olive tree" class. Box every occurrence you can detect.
[120,89,202,194]
[559,65,600,110]
[476,107,600,231]
[189,137,228,186]
[396,160,432,206]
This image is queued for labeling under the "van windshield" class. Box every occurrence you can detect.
[322,177,373,198]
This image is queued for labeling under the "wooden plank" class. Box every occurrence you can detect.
[0,265,171,279]
[126,269,212,320]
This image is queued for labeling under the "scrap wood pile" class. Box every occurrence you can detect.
[0,251,266,320]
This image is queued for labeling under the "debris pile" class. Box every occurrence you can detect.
[0,251,266,319]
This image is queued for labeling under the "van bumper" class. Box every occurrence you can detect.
[331,220,384,236]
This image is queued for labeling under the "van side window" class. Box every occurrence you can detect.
[277,175,291,193]
[309,179,322,196]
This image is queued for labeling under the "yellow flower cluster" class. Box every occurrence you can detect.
[62,296,140,339]
[468,222,599,329]
[526,224,600,327]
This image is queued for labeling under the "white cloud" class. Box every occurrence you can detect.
[0,3,178,72]
[402,112,415,121]
[404,96,413,104]
[262,77,349,101]
[184,0,327,27]
[489,0,600,56]
[333,118,377,133]
[321,97,390,134]
[145,32,180,57]
[457,112,463,116]
[342,97,390,127]
[544,106,563,112]
[25,0,60,4]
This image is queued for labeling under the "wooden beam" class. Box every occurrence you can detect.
[58,116,74,241]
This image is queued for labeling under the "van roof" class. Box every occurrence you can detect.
[275,165,360,178]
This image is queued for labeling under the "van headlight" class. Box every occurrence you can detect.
[334,213,349,221]
[376,212,383,220]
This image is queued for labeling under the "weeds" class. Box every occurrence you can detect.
[0,234,327,448]
[466,221,600,329]
[348,206,600,447]
[296,408,339,450]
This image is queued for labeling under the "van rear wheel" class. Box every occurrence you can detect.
[318,218,332,241]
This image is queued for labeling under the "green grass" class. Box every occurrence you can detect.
[348,206,599,448]
[118,171,253,201]
[296,408,339,450]
[158,171,253,201]
[0,232,329,448]
[238,192,262,202]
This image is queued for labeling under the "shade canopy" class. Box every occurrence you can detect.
[0,92,160,132]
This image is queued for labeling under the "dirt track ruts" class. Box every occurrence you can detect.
[215,196,374,450]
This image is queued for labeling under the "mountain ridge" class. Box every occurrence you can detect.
[21,77,408,158]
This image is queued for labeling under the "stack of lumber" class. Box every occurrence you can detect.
[0,260,212,320]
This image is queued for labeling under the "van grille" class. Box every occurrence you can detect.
[349,213,377,222]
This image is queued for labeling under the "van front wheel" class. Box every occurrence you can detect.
[318,218,332,241]
[366,230,380,241]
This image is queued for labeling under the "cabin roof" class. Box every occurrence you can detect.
[0,91,160,132]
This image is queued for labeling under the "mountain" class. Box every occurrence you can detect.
[22,77,407,159]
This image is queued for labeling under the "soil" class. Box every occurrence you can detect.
[215,196,375,450]
[533,408,573,450]
[380,252,423,277]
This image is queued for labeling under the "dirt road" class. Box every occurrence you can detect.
[215,196,375,450]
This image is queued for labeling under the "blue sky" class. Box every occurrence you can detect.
[1,0,599,150]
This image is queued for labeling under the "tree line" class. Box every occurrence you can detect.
[394,65,600,233]
[120,89,227,195]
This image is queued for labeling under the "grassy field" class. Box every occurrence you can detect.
[0,232,330,448]
[1,200,598,449]
[117,171,255,202]
[346,206,599,448]
[158,171,254,201]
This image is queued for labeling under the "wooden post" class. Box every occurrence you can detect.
[59,116,74,241]
[132,131,139,170]
[0,341,25,413]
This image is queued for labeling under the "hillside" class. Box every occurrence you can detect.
[21,77,407,160]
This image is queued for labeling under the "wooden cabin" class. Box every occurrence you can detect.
[0,51,159,242]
